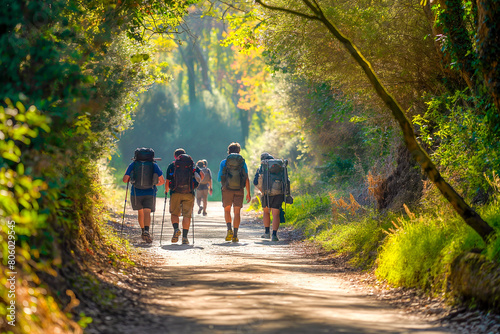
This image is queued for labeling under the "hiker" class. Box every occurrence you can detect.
[253,152,291,241]
[165,148,204,245]
[196,159,213,216]
[123,147,165,243]
[218,142,251,242]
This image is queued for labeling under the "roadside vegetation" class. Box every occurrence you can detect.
[231,0,500,311]
[0,1,195,333]
[2,0,500,333]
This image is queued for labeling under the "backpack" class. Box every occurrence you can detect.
[199,167,211,185]
[130,148,156,190]
[172,154,195,194]
[221,153,248,190]
[134,147,154,162]
[258,159,289,196]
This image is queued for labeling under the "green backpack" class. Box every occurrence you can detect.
[221,153,248,190]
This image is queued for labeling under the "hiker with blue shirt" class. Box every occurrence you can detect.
[218,142,251,242]
[123,148,165,244]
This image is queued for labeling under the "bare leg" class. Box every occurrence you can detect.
[224,206,232,224]
[263,207,271,228]
[182,216,191,230]
[233,206,241,228]
[202,194,208,213]
[271,208,280,232]
[143,208,151,227]
[137,209,145,228]
[171,214,180,225]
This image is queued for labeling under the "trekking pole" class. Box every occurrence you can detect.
[152,192,156,237]
[192,207,195,245]
[120,181,129,237]
[160,194,167,246]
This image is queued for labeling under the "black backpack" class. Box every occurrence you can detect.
[130,148,156,190]
[172,154,195,194]
[221,153,248,190]
[134,147,154,162]
[259,159,289,196]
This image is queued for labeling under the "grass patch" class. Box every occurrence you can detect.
[376,199,500,292]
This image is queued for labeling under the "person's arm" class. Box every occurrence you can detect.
[154,163,165,186]
[209,170,213,195]
[165,164,172,194]
[245,177,251,203]
[123,163,133,183]
[198,166,205,181]
[157,175,165,186]
[217,160,225,182]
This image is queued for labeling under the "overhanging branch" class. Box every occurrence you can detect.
[254,0,320,21]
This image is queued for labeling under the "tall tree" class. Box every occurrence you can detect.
[477,0,500,113]
[253,0,495,242]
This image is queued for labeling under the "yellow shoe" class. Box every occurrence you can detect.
[171,229,181,243]
[232,236,239,243]
[225,229,233,241]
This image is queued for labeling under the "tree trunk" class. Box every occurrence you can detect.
[178,43,198,109]
[255,0,495,242]
[422,2,465,90]
[193,42,213,93]
[437,0,477,92]
[477,0,500,114]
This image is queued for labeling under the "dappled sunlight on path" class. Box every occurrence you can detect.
[119,201,449,334]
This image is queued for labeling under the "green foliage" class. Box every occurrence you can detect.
[413,90,500,197]
[283,194,331,234]
[376,207,487,290]
[315,215,385,268]
[1,0,193,332]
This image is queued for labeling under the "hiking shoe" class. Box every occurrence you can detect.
[225,229,234,241]
[261,232,271,239]
[141,231,146,241]
[182,237,190,245]
[202,211,207,216]
[198,206,203,214]
[271,235,279,242]
[232,236,239,243]
[143,231,153,244]
[171,229,181,243]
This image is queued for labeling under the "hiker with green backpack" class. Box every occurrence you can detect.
[254,152,292,242]
[122,147,165,244]
[218,142,251,242]
[165,148,204,245]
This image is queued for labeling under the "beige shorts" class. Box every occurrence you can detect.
[170,192,195,218]
[222,189,244,208]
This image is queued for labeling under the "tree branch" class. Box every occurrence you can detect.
[254,0,320,21]
[301,0,321,16]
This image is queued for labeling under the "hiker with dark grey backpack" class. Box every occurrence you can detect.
[165,148,204,245]
[218,142,251,242]
[254,152,292,242]
[123,147,165,243]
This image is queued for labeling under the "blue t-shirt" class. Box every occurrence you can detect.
[125,162,163,196]
[217,158,248,182]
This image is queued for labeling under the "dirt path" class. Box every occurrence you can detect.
[111,200,451,334]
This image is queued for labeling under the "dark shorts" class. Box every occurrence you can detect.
[261,195,284,210]
[131,195,156,211]
[222,188,244,208]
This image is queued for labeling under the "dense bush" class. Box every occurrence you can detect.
[0,0,194,332]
